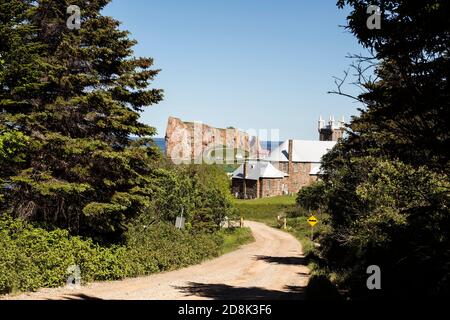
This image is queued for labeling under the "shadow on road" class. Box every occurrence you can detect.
[47,293,103,300]
[254,255,308,266]
[175,282,305,300]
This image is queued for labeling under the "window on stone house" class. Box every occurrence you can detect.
[293,163,298,172]
[266,180,271,191]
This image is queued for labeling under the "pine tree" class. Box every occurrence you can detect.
[337,0,450,171]
[313,0,450,297]
[0,0,163,241]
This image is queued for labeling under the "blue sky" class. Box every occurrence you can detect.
[103,0,367,141]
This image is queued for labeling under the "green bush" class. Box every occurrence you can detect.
[124,222,222,275]
[296,181,326,212]
[304,274,343,301]
[0,215,126,294]
[0,214,245,295]
[318,154,450,298]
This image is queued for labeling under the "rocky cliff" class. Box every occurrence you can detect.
[165,117,268,162]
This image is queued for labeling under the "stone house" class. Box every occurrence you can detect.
[231,161,288,198]
[231,116,344,198]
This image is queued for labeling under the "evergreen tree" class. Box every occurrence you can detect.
[310,0,450,298]
[0,0,163,241]
[337,0,449,170]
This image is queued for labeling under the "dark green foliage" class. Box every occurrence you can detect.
[0,1,240,296]
[0,0,163,241]
[305,0,450,298]
[336,0,449,171]
[150,163,235,232]
[0,214,128,294]
[304,275,343,301]
[125,222,223,275]
[319,153,450,297]
[0,214,250,294]
[296,181,326,212]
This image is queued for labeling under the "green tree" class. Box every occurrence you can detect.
[296,181,326,212]
[311,0,450,298]
[0,0,163,241]
[336,0,449,170]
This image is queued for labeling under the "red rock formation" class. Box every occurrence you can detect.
[165,117,268,163]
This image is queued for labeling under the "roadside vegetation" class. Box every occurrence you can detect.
[217,227,254,255]
[0,213,253,295]
[233,193,339,300]
[233,196,296,226]
[0,1,252,296]
[233,195,324,255]
[308,0,449,299]
[236,0,450,300]
[0,152,255,295]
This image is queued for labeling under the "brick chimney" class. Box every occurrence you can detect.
[288,140,293,174]
[243,160,248,198]
[287,140,293,195]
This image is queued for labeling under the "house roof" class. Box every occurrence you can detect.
[309,163,322,175]
[232,161,288,180]
[265,140,336,163]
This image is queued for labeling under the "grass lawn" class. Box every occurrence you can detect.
[218,227,255,255]
[233,195,297,226]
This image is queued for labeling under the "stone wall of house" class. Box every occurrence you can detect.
[232,174,313,199]
[287,162,316,193]
[259,178,287,198]
[272,162,317,194]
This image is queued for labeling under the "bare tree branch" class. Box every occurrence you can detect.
[328,51,380,104]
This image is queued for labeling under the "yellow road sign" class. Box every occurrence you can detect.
[307,216,318,227]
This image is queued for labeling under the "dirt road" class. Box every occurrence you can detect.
[5,221,310,300]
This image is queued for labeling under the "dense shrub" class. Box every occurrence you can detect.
[0,215,126,294]
[317,155,450,298]
[296,181,326,213]
[147,163,235,232]
[318,0,450,298]
[0,214,229,295]
[124,222,223,275]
